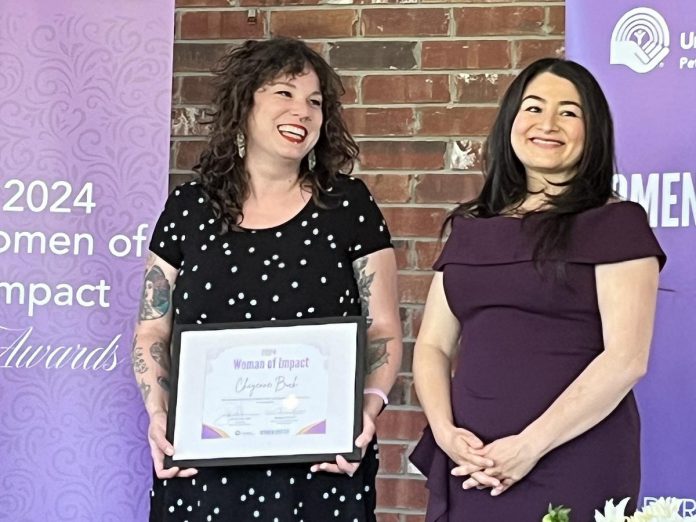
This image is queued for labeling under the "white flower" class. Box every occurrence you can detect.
[595,497,631,522]
[629,497,684,522]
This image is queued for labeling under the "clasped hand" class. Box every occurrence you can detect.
[440,427,540,496]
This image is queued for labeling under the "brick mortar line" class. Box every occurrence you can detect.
[173,36,564,43]
[175,3,563,12]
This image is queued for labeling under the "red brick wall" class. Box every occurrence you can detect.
[171,2,565,520]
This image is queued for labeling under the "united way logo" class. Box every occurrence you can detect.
[610,7,670,73]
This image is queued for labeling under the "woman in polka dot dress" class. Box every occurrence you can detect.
[132,37,403,522]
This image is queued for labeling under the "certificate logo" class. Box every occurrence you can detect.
[610,7,670,73]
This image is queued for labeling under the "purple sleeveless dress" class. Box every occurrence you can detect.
[410,202,666,522]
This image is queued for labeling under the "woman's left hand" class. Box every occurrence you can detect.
[466,434,541,495]
[310,410,376,476]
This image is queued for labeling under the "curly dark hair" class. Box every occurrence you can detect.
[446,58,616,261]
[195,37,359,232]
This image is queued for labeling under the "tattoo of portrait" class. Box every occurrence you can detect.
[139,265,171,321]
[157,376,170,392]
[150,341,170,372]
[353,257,376,328]
[367,337,392,374]
[132,344,148,374]
[139,379,151,402]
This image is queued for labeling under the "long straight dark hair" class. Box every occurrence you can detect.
[446,58,616,260]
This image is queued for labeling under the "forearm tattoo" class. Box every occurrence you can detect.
[139,265,171,321]
[132,338,148,374]
[157,376,170,392]
[150,341,170,372]
[139,379,151,402]
[353,257,390,373]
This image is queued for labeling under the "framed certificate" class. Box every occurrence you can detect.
[164,316,366,468]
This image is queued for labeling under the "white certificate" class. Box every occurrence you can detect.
[165,317,365,467]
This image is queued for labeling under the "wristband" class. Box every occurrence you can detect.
[363,387,389,406]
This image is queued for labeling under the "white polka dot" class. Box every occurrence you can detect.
[208,234,215,241]
[201,313,207,319]
[198,197,204,203]
[337,262,343,268]
[323,493,329,499]
[175,190,180,196]
[301,220,308,227]
[228,298,235,305]
[264,259,271,266]
[339,297,344,303]
[327,234,334,240]
[296,312,303,318]
[253,511,259,518]
[356,493,362,500]
[225,250,231,255]
[181,234,186,241]
[201,245,207,251]
[261,274,268,281]
[238,292,245,299]
[192,265,198,272]
[272,254,279,260]
[306,473,312,479]
[213,507,220,514]
[159,241,165,248]
[207,516,212,522]
[240,494,246,501]
[331,487,337,494]
[199,224,205,230]
[278,262,286,268]
[259,496,265,502]
[231,266,238,273]
[379,225,384,232]
[339,495,345,502]
[312,228,319,235]
[187,506,192,512]
[289,477,295,484]
[308,307,314,313]
[169,223,175,228]
[304,239,311,245]
[272,295,279,302]
[291,282,299,289]
[359,215,365,222]
[276,231,282,238]
[183,292,189,300]
[203,485,207,492]
[321,277,327,284]
[164,226,169,232]
[342,201,349,207]
[249,247,255,253]
[223,243,229,248]
[221,477,227,484]
[334,510,339,517]
[176,308,180,315]
[250,299,257,306]
[364,485,370,492]
[177,499,183,506]
[300,259,307,265]
[274,492,280,499]
[205,282,211,290]
[355,244,362,251]
[330,243,336,249]
[169,506,175,513]
[196,320,202,324]
[182,210,189,216]
[245,312,252,319]
[171,234,178,241]
[312,212,319,218]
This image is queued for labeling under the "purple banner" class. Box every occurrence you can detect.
[567,1,696,514]
[0,1,173,520]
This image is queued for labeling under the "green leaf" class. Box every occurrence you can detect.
[543,504,571,522]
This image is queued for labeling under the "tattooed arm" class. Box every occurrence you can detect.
[311,248,401,476]
[352,248,402,420]
[132,251,196,479]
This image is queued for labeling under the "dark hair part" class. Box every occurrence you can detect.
[195,37,359,232]
[446,58,616,260]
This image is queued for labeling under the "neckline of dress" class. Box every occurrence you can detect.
[237,197,314,233]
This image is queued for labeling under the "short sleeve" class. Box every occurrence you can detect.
[344,177,392,261]
[566,201,666,269]
[149,183,197,268]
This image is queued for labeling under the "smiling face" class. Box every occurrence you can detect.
[510,72,586,188]
[245,67,323,169]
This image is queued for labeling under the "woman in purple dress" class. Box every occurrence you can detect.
[410,58,665,521]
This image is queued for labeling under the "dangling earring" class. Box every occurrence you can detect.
[308,149,316,170]
[236,132,246,159]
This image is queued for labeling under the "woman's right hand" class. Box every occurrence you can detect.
[434,424,500,489]
[148,410,198,479]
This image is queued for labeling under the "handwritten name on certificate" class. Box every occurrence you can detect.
[201,344,328,439]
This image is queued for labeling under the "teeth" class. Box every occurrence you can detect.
[532,138,562,145]
[278,125,306,138]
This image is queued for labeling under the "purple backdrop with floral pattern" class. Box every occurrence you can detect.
[567,0,696,513]
[0,1,173,519]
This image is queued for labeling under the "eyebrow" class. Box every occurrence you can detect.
[522,94,582,109]
[269,81,322,97]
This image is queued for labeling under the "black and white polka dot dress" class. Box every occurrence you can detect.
[148,174,392,522]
